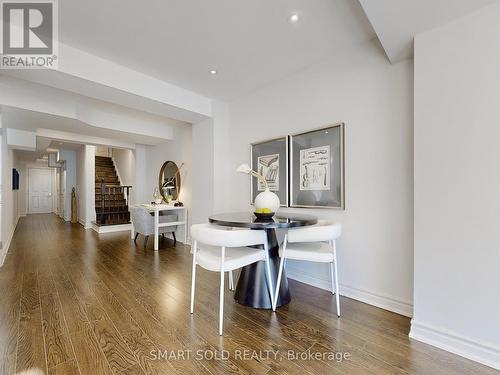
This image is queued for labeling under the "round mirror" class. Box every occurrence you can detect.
[159,161,181,202]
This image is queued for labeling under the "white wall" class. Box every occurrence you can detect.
[189,101,231,229]
[139,125,192,243]
[0,125,24,266]
[211,101,232,214]
[133,145,147,205]
[411,3,500,369]
[95,146,111,157]
[112,148,135,187]
[57,169,64,217]
[191,118,214,226]
[0,124,2,261]
[112,148,135,208]
[76,145,95,228]
[52,164,58,213]
[76,146,86,225]
[214,39,414,316]
[59,149,77,221]
[1,126,16,265]
[15,162,26,217]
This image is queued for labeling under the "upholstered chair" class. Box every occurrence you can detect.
[130,207,178,249]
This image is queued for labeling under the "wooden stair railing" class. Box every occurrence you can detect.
[96,179,132,225]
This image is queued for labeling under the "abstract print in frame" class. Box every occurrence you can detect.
[290,123,345,209]
[251,136,288,206]
[299,145,330,191]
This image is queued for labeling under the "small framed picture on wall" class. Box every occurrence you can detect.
[250,136,288,206]
[290,123,345,209]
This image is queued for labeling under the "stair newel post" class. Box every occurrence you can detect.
[110,186,114,224]
[126,186,131,223]
[114,187,118,223]
[100,178,106,224]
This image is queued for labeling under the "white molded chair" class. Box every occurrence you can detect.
[274,221,342,316]
[190,224,275,335]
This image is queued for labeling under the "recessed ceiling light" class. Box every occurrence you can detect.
[289,13,300,24]
[209,69,218,75]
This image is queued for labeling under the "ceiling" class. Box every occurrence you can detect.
[14,150,48,163]
[1,106,175,146]
[9,0,498,107]
[59,0,376,101]
[359,0,500,62]
[14,140,80,163]
[48,140,82,151]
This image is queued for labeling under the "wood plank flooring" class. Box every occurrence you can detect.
[0,214,498,375]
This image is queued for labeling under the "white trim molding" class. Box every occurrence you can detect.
[339,284,413,318]
[78,218,92,230]
[410,320,500,370]
[0,215,21,267]
[92,222,132,234]
[286,264,413,317]
[111,156,130,206]
[111,157,123,185]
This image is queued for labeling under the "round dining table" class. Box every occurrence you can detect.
[209,212,317,309]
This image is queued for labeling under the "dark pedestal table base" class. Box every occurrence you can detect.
[233,228,291,309]
[209,212,317,309]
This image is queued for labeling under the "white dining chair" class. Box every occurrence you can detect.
[274,221,342,316]
[189,228,235,292]
[190,224,275,335]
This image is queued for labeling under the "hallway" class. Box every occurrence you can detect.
[0,215,496,375]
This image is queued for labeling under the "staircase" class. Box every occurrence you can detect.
[95,156,131,225]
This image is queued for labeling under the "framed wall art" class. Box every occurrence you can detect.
[250,136,288,206]
[290,123,345,209]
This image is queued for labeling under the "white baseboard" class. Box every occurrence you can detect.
[0,215,21,267]
[410,320,500,370]
[339,284,413,317]
[0,239,9,267]
[92,223,132,234]
[78,218,92,229]
[286,265,413,317]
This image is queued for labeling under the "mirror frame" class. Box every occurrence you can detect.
[158,161,181,201]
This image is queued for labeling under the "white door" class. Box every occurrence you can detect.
[29,169,53,214]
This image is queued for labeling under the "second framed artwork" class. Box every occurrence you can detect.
[250,123,345,209]
[290,123,345,209]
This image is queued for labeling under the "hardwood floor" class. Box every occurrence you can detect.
[0,214,497,375]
